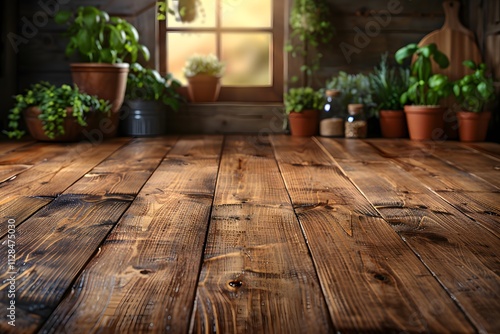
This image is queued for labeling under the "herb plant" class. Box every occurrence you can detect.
[183,54,225,78]
[126,63,183,110]
[326,71,376,117]
[395,43,451,106]
[284,87,324,114]
[55,6,150,64]
[369,53,410,113]
[286,0,334,86]
[453,60,496,113]
[4,82,110,139]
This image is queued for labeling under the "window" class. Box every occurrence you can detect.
[159,0,284,102]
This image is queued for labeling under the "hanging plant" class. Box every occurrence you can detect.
[157,0,203,23]
[286,0,335,87]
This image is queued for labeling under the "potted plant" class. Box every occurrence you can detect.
[370,53,410,138]
[453,60,496,142]
[121,63,183,136]
[284,87,324,136]
[183,54,225,102]
[55,6,150,137]
[395,43,452,140]
[286,0,334,87]
[3,82,110,141]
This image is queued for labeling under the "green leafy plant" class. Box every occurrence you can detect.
[453,60,496,113]
[395,43,451,105]
[183,54,225,77]
[55,6,150,64]
[4,82,110,139]
[156,0,201,22]
[284,87,324,114]
[369,53,410,113]
[326,71,376,117]
[286,0,334,86]
[126,63,183,110]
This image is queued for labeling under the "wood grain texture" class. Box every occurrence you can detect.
[40,136,223,334]
[317,137,500,334]
[0,141,35,155]
[271,135,473,333]
[193,136,333,333]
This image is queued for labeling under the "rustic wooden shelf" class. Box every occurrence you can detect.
[0,135,498,333]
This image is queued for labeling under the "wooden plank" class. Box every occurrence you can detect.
[0,138,175,333]
[463,142,500,158]
[0,141,35,155]
[193,136,333,333]
[39,136,223,333]
[0,139,130,238]
[271,135,474,333]
[317,137,500,334]
[366,139,500,237]
[0,164,32,183]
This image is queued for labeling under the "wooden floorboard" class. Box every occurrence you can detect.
[193,136,333,333]
[272,136,474,333]
[0,136,498,334]
[317,137,500,334]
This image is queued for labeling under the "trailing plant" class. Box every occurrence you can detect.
[284,87,324,114]
[183,54,225,77]
[395,43,451,106]
[126,63,183,110]
[326,71,376,117]
[369,53,410,113]
[157,0,202,22]
[453,60,496,113]
[4,82,110,139]
[286,0,334,86]
[55,6,150,64]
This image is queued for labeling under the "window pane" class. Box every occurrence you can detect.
[168,0,216,28]
[221,33,272,86]
[167,33,217,85]
[221,0,272,28]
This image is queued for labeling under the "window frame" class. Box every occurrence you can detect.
[158,0,284,102]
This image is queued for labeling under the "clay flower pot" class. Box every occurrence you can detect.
[71,63,129,138]
[288,109,319,137]
[379,110,407,138]
[457,111,491,142]
[404,105,446,141]
[24,106,94,142]
[186,74,221,102]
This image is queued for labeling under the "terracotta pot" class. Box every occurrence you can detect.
[186,74,221,102]
[120,100,168,137]
[457,111,491,142]
[71,63,129,137]
[288,109,319,137]
[404,105,446,141]
[379,110,407,138]
[24,106,94,142]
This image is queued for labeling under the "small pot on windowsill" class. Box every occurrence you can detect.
[186,74,221,102]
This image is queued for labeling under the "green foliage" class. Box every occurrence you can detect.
[183,54,225,77]
[395,43,451,105]
[326,71,376,117]
[453,60,496,113]
[126,63,183,110]
[4,82,110,139]
[55,6,150,64]
[156,0,176,20]
[284,87,324,114]
[286,0,334,86]
[369,53,410,113]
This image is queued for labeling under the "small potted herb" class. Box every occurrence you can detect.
[4,82,110,141]
[284,87,324,136]
[453,60,496,142]
[121,63,183,136]
[395,43,452,140]
[369,53,410,138]
[183,54,225,102]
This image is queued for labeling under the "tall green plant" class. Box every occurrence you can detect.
[395,43,451,106]
[286,0,334,87]
[55,6,150,64]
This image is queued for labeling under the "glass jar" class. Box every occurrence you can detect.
[320,89,344,137]
[345,103,367,139]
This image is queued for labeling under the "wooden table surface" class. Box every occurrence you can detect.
[0,135,498,333]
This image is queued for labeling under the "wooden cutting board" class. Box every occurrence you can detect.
[418,0,482,81]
